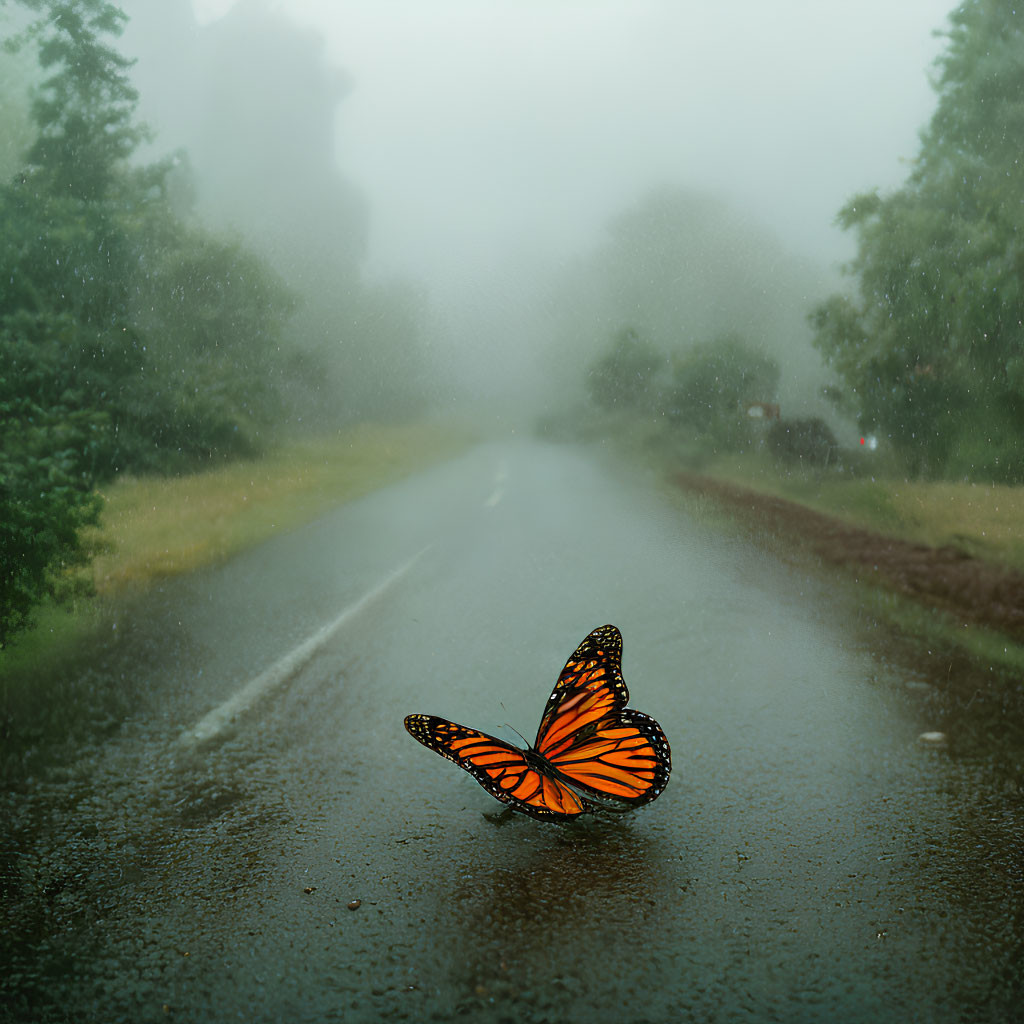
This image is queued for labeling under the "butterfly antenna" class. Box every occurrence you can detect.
[499,701,530,747]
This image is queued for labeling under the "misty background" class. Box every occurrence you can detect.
[3,0,997,646]
[118,0,950,419]
[9,5,1024,1019]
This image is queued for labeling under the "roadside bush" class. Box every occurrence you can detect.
[767,417,838,467]
[665,333,779,453]
[945,418,1024,485]
[0,3,295,646]
[585,327,667,411]
[0,321,105,646]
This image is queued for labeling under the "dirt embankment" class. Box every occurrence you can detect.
[674,472,1024,643]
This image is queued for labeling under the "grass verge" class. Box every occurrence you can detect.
[856,586,1024,680]
[87,420,470,591]
[699,450,1024,574]
[1,419,471,679]
[645,442,1024,677]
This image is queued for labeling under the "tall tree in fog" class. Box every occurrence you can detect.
[0,2,129,645]
[666,333,780,451]
[546,186,831,417]
[14,0,144,200]
[585,327,666,411]
[122,0,430,423]
[0,0,293,644]
[811,0,1024,482]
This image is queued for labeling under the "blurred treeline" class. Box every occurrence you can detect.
[537,185,840,468]
[0,0,428,645]
[810,0,1024,484]
[554,1,1024,486]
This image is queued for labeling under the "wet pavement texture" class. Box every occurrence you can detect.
[2,440,1023,1023]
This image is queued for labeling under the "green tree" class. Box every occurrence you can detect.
[14,0,145,201]
[4,1,295,458]
[129,230,296,464]
[0,0,296,643]
[811,0,1024,481]
[666,332,780,451]
[0,313,105,647]
[585,327,667,411]
[0,0,140,643]
[545,186,831,413]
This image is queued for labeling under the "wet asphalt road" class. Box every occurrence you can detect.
[2,439,1023,1023]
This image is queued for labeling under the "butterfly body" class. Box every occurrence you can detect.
[404,625,671,822]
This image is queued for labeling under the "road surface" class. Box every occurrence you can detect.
[2,439,1021,1022]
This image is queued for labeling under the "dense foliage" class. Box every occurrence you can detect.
[0,313,105,643]
[582,325,780,455]
[811,0,1024,482]
[545,185,831,420]
[0,0,297,644]
[585,327,666,411]
[665,333,780,451]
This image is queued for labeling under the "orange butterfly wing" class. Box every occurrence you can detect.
[404,624,671,821]
[534,625,671,806]
[403,715,594,821]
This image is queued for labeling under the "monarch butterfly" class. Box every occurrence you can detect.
[404,624,671,822]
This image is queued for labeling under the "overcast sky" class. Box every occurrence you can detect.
[190,0,954,300]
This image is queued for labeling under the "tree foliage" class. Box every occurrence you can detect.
[0,313,105,647]
[811,0,1024,481]
[582,325,780,455]
[546,186,831,415]
[0,0,295,644]
[19,0,145,200]
[585,327,666,411]
[666,333,780,451]
[668,333,779,424]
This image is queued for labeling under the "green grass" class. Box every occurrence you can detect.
[677,448,1024,676]
[701,451,1024,573]
[86,420,470,591]
[882,479,1024,568]
[856,585,1024,679]
[1,419,472,677]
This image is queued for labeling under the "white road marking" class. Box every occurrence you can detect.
[181,546,429,744]
[483,459,508,507]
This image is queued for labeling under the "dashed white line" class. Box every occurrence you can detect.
[483,459,508,508]
[181,546,429,744]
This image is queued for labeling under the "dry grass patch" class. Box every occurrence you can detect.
[697,453,1024,573]
[882,480,1024,569]
[86,420,470,593]
[2,420,470,681]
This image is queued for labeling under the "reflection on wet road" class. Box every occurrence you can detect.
[2,440,1022,1022]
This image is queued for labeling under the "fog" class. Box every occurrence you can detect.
[284,1,948,276]
[115,0,952,421]
[8,6,1024,1016]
